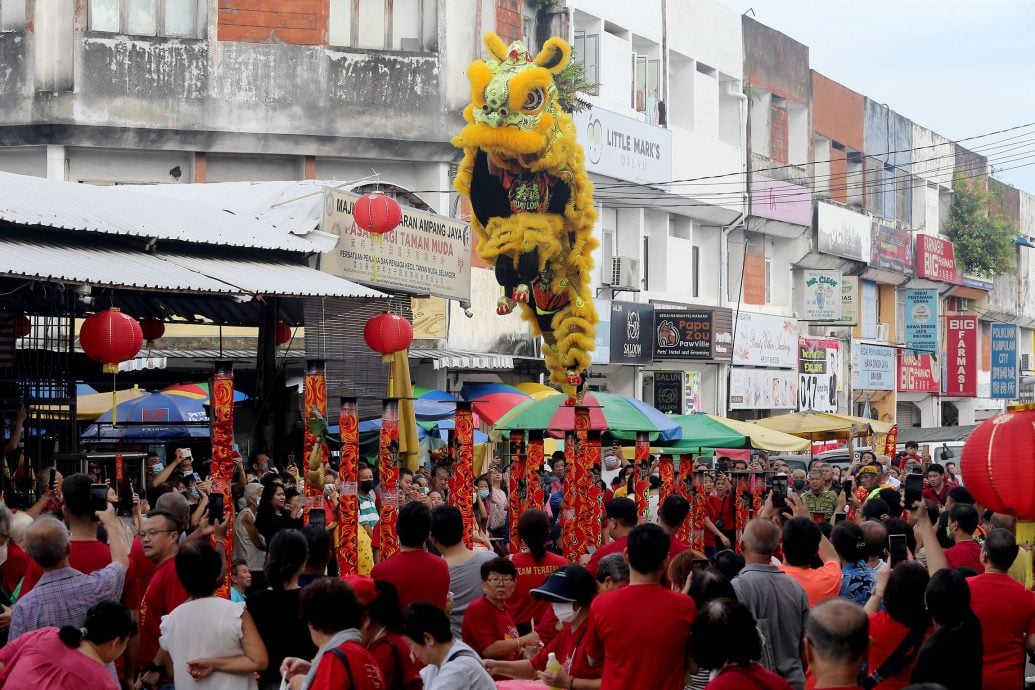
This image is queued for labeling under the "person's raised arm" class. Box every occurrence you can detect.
[97,501,129,568]
[914,501,947,575]
[150,452,180,489]
[3,406,26,456]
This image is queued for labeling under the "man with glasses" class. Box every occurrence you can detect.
[461,557,538,668]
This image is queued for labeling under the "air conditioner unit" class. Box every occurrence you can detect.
[1022,353,1032,373]
[877,323,890,342]
[610,256,635,289]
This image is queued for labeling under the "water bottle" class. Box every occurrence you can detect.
[546,652,564,690]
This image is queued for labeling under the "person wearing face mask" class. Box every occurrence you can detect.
[801,468,838,518]
[149,447,193,489]
[485,565,601,689]
[357,465,380,537]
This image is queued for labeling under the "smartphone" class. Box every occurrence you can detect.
[208,492,224,525]
[888,533,908,564]
[48,468,56,493]
[89,484,108,520]
[715,460,729,475]
[771,474,788,510]
[691,558,710,573]
[309,508,326,529]
[841,477,853,496]
[905,474,924,510]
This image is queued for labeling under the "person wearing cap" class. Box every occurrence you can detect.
[485,565,601,689]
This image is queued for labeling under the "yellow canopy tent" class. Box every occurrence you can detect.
[77,385,145,420]
[754,411,892,440]
[707,414,811,452]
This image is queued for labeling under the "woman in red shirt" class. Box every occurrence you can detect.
[704,473,735,556]
[485,565,602,690]
[345,576,423,690]
[508,510,567,635]
[862,561,931,690]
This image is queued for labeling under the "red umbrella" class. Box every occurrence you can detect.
[460,383,531,425]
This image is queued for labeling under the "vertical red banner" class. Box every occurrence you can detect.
[585,429,602,550]
[449,401,476,548]
[210,362,235,598]
[734,472,750,553]
[379,399,400,561]
[508,431,527,555]
[883,425,899,456]
[634,432,650,523]
[684,461,703,552]
[945,315,978,397]
[303,360,328,515]
[525,431,545,514]
[337,397,360,575]
[563,407,593,563]
[562,429,579,563]
[658,454,675,503]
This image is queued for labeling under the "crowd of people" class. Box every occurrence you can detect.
[0,440,1031,690]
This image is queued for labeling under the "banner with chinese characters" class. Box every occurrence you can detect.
[209,363,235,598]
[991,323,1018,399]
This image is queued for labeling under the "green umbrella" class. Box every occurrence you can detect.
[649,413,747,450]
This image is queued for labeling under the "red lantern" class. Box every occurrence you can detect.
[139,318,165,347]
[275,321,292,347]
[353,193,402,236]
[79,308,143,374]
[13,314,31,339]
[363,312,413,357]
[961,405,1035,518]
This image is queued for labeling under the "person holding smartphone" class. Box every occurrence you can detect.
[703,473,735,556]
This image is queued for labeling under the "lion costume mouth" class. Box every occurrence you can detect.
[452,119,553,157]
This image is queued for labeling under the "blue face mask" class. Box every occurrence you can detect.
[151,463,164,475]
[478,488,490,500]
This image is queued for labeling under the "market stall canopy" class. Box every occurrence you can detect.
[754,412,892,440]
[461,383,532,425]
[513,382,562,400]
[495,392,681,441]
[162,382,249,403]
[77,385,146,420]
[82,390,210,442]
[709,415,811,452]
[653,413,747,451]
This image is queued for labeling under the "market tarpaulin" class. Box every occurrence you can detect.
[754,411,892,440]
[708,415,811,452]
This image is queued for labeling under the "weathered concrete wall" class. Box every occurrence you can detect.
[954,143,988,183]
[812,71,862,151]
[910,123,953,186]
[742,16,809,105]
[863,99,912,223]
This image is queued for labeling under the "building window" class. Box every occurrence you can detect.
[0,0,27,30]
[631,52,660,117]
[328,0,437,52]
[89,0,202,37]
[572,30,599,94]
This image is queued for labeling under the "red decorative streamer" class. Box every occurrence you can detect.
[449,402,476,548]
[303,361,329,517]
[585,430,603,550]
[508,431,527,555]
[525,432,545,514]
[115,453,124,487]
[685,461,704,552]
[634,432,650,523]
[337,397,360,575]
[210,364,235,598]
[561,430,578,562]
[734,472,751,553]
[379,399,401,560]
[658,455,675,503]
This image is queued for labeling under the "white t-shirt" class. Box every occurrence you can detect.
[420,640,495,690]
[160,598,256,690]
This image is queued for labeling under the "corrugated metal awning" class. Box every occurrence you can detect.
[0,236,385,299]
[410,348,536,370]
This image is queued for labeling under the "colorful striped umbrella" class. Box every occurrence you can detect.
[513,382,562,400]
[494,391,681,440]
[461,383,532,425]
[163,382,249,403]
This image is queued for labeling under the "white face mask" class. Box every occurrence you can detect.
[551,602,577,624]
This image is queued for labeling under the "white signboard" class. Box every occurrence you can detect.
[729,369,797,410]
[732,312,798,369]
[800,270,843,321]
[321,189,472,301]
[798,338,840,413]
[817,202,872,263]
[574,105,673,185]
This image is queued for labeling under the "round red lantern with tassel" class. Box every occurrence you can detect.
[139,318,165,347]
[13,314,31,339]
[275,321,292,347]
[363,312,413,358]
[961,404,1035,519]
[79,308,143,374]
[353,193,402,236]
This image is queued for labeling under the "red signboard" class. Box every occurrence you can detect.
[898,351,939,393]
[945,316,978,397]
[872,224,914,275]
[915,234,962,285]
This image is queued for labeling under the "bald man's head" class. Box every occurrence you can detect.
[991,513,1017,533]
[24,516,70,569]
[805,599,869,666]
[156,491,189,532]
[860,520,888,561]
[742,519,780,559]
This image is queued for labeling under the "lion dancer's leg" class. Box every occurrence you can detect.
[549,285,597,405]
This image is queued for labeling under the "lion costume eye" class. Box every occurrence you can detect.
[522,88,545,113]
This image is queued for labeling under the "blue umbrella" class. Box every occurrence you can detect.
[82,391,209,442]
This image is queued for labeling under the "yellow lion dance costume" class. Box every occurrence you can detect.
[453,32,598,404]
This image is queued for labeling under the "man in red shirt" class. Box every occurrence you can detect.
[371,501,450,610]
[461,557,538,666]
[584,523,696,690]
[61,474,115,574]
[922,463,950,506]
[803,598,869,690]
[586,497,636,576]
[968,528,1035,689]
[943,503,984,573]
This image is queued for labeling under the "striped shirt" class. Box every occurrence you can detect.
[358,494,380,528]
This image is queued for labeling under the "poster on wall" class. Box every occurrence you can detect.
[798,338,839,413]
[685,371,703,413]
[654,310,713,359]
[991,323,1018,399]
[729,369,797,410]
[944,316,978,397]
[732,312,798,369]
[653,372,684,414]
[904,290,939,354]
[851,342,896,391]
[800,270,843,321]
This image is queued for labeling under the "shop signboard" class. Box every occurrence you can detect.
[817,202,872,263]
[841,277,859,326]
[872,224,914,275]
[321,188,472,301]
[798,338,839,413]
[991,323,1018,399]
[944,316,978,397]
[904,290,939,355]
[653,372,684,414]
[898,351,939,393]
[729,368,797,410]
[800,270,843,321]
[609,301,653,365]
[732,312,798,369]
[751,175,813,225]
[915,234,962,285]
[654,310,713,359]
[574,105,673,185]
[851,342,896,391]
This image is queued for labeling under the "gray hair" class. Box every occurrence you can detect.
[596,553,630,584]
[8,511,33,545]
[0,503,12,533]
[24,516,69,568]
[244,482,263,502]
